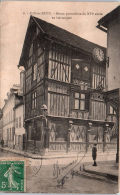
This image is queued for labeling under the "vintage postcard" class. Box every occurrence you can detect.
[0,1,120,193]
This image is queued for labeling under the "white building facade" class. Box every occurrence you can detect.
[2,94,16,148]
[14,103,25,150]
[2,81,25,150]
[97,6,120,90]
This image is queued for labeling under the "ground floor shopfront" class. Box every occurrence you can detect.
[24,115,117,155]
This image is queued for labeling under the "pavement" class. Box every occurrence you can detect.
[82,161,118,182]
[0,147,119,193]
[84,162,118,176]
[0,146,43,159]
[0,146,119,182]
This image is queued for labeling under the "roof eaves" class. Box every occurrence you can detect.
[18,15,45,68]
[98,6,120,28]
[44,34,92,56]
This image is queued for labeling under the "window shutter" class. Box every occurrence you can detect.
[82,62,90,81]
[71,59,82,80]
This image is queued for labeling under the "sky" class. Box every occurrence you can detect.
[0,1,119,108]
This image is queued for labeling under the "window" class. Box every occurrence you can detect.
[18,135,21,145]
[33,63,37,81]
[10,128,11,140]
[92,64,106,89]
[7,129,9,141]
[16,118,18,128]
[72,60,90,82]
[74,93,85,110]
[19,117,21,128]
[32,92,37,109]
[48,45,71,83]
[109,105,116,114]
[12,127,15,141]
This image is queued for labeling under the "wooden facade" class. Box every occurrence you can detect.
[18,16,117,154]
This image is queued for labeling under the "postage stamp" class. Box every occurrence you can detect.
[0,161,25,192]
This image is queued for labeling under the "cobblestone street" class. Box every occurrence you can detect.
[0,149,118,194]
[27,163,118,194]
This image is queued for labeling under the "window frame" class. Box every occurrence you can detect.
[16,118,18,128]
[32,91,37,110]
[19,116,21,128]
[74,92,86,111]
[109,105,116,115]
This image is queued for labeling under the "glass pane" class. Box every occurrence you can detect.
[110,106,113,114]
[80,94,85,99]
[35,99,36,108]
[75,99,79,109]
[80,100,85,110]
[75,93,79,98]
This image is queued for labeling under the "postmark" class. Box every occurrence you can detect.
[0,160,25,192]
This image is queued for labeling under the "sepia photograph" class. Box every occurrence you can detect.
[0,1,120,193]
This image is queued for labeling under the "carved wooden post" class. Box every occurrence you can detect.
[41,104,49,152]
[103,123,109,152]
[67,120,73,153]
[103,125,105,152]
[87,122,92,152]
[33,119,36,154]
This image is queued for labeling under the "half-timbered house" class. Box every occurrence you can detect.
[18,16,117,155]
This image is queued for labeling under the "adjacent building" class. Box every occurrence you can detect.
[97,6,120,90]
[14,97,25,150]
[2,72,25,150]
[97,5,120,162]
[2,86,18,148]
[18,16,117,154]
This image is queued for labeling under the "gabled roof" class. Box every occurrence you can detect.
[19,16,106,67]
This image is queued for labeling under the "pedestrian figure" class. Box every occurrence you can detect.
[92,144,97,166]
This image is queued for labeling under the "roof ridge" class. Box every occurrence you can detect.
[32,16,106,50]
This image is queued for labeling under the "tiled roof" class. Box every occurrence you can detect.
[33,16,106,54]
[19,16,106,66]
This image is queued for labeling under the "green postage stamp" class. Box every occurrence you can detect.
[0,161,25,192]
